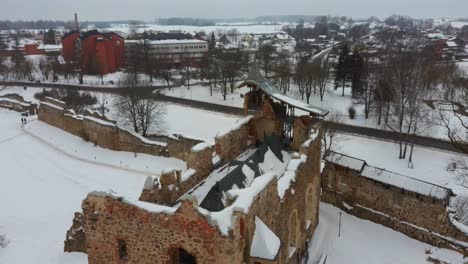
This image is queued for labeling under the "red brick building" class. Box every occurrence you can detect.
[61,30,124,75]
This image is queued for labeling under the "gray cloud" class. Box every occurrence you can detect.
[2,0,467,21]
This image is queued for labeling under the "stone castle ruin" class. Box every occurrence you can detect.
[63,66,327,263]
[0,93,37,115]
[322,151,468,255]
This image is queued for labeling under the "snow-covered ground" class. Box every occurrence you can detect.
[24,118,187,175]
[0,109,149,264]
[308,203,465,264]
[335,133,468,196]
[101,92,242,143]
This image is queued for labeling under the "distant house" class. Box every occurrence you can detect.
[61,29,124,75]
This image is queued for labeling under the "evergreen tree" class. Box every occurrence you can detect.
[334,43,351,96]
[350,46,364,98]
[209,32,216,51]
[44,29,56,45]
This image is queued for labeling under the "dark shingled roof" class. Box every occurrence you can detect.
[199,134,284,212]
[61,30,80,40]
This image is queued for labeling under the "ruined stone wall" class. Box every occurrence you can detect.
[82,195,244,264]
[166,136,203,161]
[0,94,37,114]
[38,102,171,157]
[239,134,322,264]
[73,126,323,264]
[139,144,215,206]
[215,117,253,163]
[322,163,468,253]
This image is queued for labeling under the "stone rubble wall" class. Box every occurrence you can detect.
[139,145,214,206]
[64,212,86,253]
[0,93,37,115]
[215,118,253,164]
[322,163,468,254]
[37,101,203,162]
[38,102,169,156]
[81,196,244,264]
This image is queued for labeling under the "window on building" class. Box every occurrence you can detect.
[117,239,128,261]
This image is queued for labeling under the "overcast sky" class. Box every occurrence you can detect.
[2,0,467,21]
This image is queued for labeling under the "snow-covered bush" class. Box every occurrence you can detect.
[0,234,9,248]
[450,195,468,235]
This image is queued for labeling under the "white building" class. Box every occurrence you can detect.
[125,38,209,64]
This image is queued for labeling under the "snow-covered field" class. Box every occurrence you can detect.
[335,133,468,196]
[308,203,465,264]
[0,109,148,264]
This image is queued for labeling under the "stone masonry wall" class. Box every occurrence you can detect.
[0,93,37,115]
[82,195,244,264]
[215,117,253,164]
[38,102,171,158]
[322,163,468,254]
[240,133,322,264]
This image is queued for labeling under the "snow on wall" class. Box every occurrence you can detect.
[277,154,307,199]
[198,172,277,235]
[361,166,451,201]
[88,191,178,214]
[215,115,253,139]
[250,216,280,260]
[191,142,212,152]
[325,151,366,172]
[301,128,320,148]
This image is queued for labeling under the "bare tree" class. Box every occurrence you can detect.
[257,43,275,77]
[380,50,437,159]
[272,52,292,94]
[317,57,330,102]
[116,74,166,136]
[95,93,109,116]
[322,112,343,156]
[451,195,468,225]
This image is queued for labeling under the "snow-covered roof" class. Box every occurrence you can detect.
[326,151,452,201]
[250,216,280,260]
[361,166,451,201]
[446,41,458,47]
[325,151,366,172]
[239,65,329,117]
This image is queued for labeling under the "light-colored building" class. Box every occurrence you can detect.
[125,38,209,64]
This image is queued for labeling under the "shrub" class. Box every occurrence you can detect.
[348,107,356,119]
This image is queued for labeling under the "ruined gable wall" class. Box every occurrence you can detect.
[322,163,468,253]
[139,145,214,206]
[82,196,244,264]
